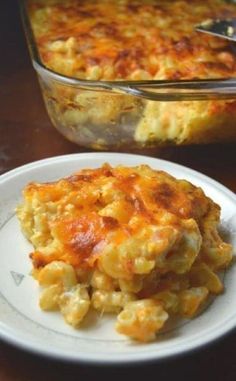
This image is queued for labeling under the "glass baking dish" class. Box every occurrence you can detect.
[21,0,236,150]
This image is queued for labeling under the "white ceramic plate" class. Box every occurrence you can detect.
[0,153,235,364]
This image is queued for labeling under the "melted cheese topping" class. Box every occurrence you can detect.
[29,0,236,80]
[17,164,232,273]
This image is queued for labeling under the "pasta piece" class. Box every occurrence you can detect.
[39,284,62,310]
[178,287,209,317]
[91,290,135,313]
[91,269,117,291]
[59,285,90,327]
[189,262,223,293]
[98,200,133,223]
[119,276,143,293]
[155,219,202,274]
[116,299,168,342]
[153,291,179,314]
[37,261,77,289]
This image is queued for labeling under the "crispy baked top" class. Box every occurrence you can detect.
[17,164,228,272]
[28,0,236,80]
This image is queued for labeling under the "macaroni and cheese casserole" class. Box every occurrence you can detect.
[26,0,236,148]
[17,164,233,341]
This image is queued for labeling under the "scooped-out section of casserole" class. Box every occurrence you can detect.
[27,0,236,148]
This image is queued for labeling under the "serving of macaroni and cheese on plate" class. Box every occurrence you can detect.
[16,162,233,342]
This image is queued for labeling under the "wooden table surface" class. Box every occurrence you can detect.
[1,1,236,380]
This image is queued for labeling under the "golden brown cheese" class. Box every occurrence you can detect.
[29,0,236,81]
[17,164,232,270]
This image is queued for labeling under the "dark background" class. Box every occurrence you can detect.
[0,1,236,380]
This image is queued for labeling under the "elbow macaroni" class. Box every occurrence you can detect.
[116,299,169,342]
[17,164,233,341]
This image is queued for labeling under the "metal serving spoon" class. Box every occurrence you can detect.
[196,18,236,42]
